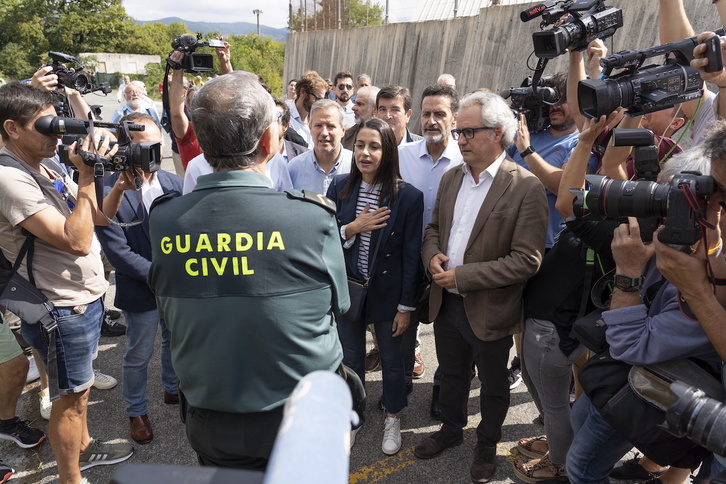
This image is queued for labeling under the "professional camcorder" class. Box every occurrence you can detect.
[571,171,715,245]
[34,115,161,173]
[521,0,623,59]
[578,31,724,119]
[500,76,561,132]
[49,51,111,95]
[170,34,225,73]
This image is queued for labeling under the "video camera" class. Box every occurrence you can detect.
[571,171,715,246]
[578,31,725,119]
[49,52,111,96]
[499,76,561,132]
[521,0,623,59]
[170,34,225,73]
[34,115,161,174]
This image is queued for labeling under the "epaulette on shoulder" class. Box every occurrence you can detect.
[285,189,336,214]
[149,192,177,214]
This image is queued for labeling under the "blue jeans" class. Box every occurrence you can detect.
[21,298,103,394]
[521,318,585,464]
[566,394,632,484]
[338,314,407,415]
[123,309,177,417]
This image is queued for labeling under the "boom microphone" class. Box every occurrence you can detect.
[520,1,556,22]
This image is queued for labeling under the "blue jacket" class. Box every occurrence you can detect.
[327,175,425,323]
[95,170,182,312]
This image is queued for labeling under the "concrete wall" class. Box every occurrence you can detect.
[284,0,721,127]
[78,53,161,75]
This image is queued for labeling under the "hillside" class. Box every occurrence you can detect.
[135,17,289,42]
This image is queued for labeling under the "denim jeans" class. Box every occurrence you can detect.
[21,297,103,394]
[338,313,407,415]
[521,317,585,464]
[123,309,177,417]
[566,394,632,484]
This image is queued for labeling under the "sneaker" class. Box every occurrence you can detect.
[365,348,381,373]
[79,439,134,471]
[39,388,52,420]
[382,415,401,455]
[508,365,523,390]
[106,309,121,320]
[413,352,426,379]
[0,417,46,448]
[101,316,126,337]
[0,460,14,484]
[93,370,118,390]
[610,455,666,481]
[350,427,360,450]
[26,355,40,383]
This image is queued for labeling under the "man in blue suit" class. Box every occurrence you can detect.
[96,112,182,445]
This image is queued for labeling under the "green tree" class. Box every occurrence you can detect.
[291,0,384,32]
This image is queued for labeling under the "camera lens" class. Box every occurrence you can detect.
[584,175,669,220]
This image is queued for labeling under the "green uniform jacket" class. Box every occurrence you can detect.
[148,171,348,413]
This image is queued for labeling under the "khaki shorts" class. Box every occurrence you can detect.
[0,313,23,365]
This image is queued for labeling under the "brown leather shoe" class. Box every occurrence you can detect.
[164,391,180,405]
[470,443,497,482]
[130,415,153,444]
[414,429,464,459]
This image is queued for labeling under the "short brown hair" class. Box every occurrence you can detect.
[377,85,413,112]
[0,82,54,141]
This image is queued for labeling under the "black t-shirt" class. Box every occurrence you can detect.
[523,219,618,356]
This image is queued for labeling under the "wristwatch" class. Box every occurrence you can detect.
[614,274,644,292]
[519,146,536,158]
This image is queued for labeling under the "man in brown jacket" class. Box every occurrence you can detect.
[414,91,548,483]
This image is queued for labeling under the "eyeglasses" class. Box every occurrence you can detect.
[337,84,353,91]
[451,126,494,140]
[309,92,323,101]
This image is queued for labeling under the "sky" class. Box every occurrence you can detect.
[122,0,423,30]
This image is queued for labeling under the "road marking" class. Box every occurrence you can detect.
[349,426,528,483]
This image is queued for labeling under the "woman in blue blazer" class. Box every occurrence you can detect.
[326,117,424,456]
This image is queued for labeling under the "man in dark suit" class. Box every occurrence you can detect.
[95,113,183,445]
[414,92,548,482]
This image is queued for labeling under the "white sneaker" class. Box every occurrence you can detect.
[382,415,401,455]
[350,427,360,450]
[92,370,117,390]
[39,388,51,420]
[26,355,40,383]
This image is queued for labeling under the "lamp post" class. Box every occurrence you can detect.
[253,9,263,36]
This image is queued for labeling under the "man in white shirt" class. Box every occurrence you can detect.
[397,83,462,412]
[414,92,547,483]
[332,71,356,128]
[289,72,328,148]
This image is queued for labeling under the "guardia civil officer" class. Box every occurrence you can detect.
[147,71,350,471]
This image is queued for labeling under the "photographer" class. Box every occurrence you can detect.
[0,82,136,484]
[167,39,232,170]
[653,122,726,480]
[565,147,723,484]
[514,112,620,482]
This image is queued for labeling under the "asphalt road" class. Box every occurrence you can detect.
[1,89,639,483]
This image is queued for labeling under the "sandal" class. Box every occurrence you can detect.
[516,435,548,458]
[513,455,568,483]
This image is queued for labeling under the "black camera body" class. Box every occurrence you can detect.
[171,34,224,73]
[571,172,715,245]
[523,0,623,59]
[500,76,561,132]
[578,31,725,119]
[34,115,161,174]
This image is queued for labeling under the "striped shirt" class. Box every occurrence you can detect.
[356,182,382,279]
